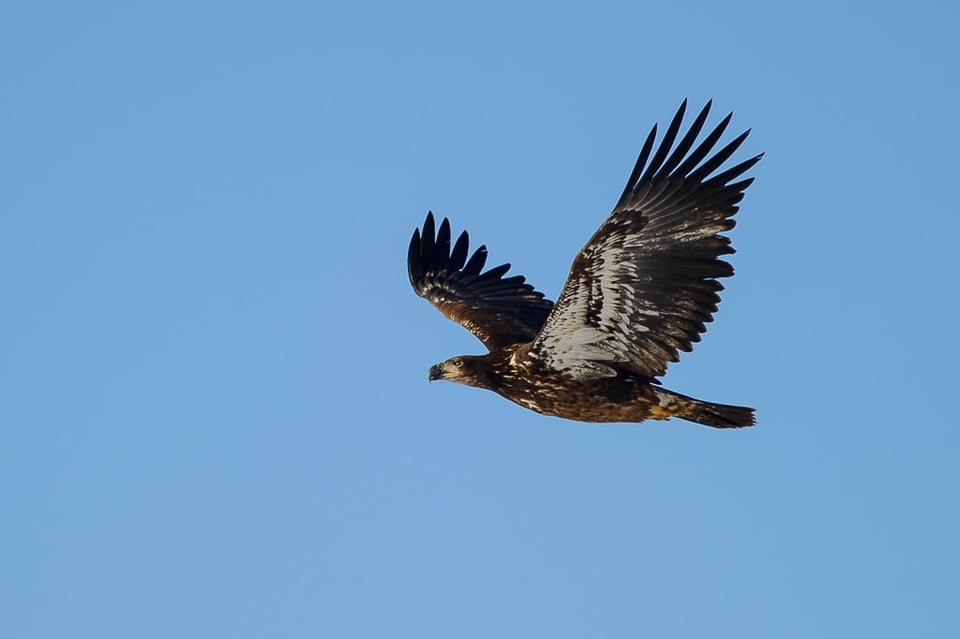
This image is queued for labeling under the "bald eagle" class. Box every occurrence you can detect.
[408,100,761,428]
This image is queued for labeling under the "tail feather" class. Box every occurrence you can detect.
[653,388,755,429]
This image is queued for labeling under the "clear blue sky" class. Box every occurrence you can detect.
[3,1,958,637]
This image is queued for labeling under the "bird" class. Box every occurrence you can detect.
[407,100,761,428]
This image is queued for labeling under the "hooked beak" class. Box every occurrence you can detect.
[428,363,446,381]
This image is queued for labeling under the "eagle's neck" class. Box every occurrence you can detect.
[463,353,503,391]
[478,343,534,390]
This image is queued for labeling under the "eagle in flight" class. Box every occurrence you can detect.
[408,100,761,428]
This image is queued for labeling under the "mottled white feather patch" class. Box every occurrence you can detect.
[571,327,606,345]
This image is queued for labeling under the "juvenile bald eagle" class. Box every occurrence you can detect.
[408,100,761,428]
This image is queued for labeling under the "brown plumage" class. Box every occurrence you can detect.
[408,100,761,428]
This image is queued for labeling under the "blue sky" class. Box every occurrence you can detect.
[3,1,959,637]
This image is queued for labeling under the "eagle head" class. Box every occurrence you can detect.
[427,355,492,388]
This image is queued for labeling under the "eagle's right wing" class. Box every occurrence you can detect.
[408,212,554,350]
[530,100,762,380]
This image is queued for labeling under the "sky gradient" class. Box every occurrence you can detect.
[3,1,959,637]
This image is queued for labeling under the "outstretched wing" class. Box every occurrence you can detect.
[408,212,554,350]
[531,100,762,380]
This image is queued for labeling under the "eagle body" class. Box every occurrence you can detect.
[428,346,754,427]
[409,100,761,428]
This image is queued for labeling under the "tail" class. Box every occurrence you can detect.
[652,388,756,429]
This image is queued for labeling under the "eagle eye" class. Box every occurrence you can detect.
[452,358,463,368]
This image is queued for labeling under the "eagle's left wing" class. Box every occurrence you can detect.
[530,100,762,380]
[409,212,554,350]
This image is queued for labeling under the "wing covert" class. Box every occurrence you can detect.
[531,100,762,380]
[408,212,554,350]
